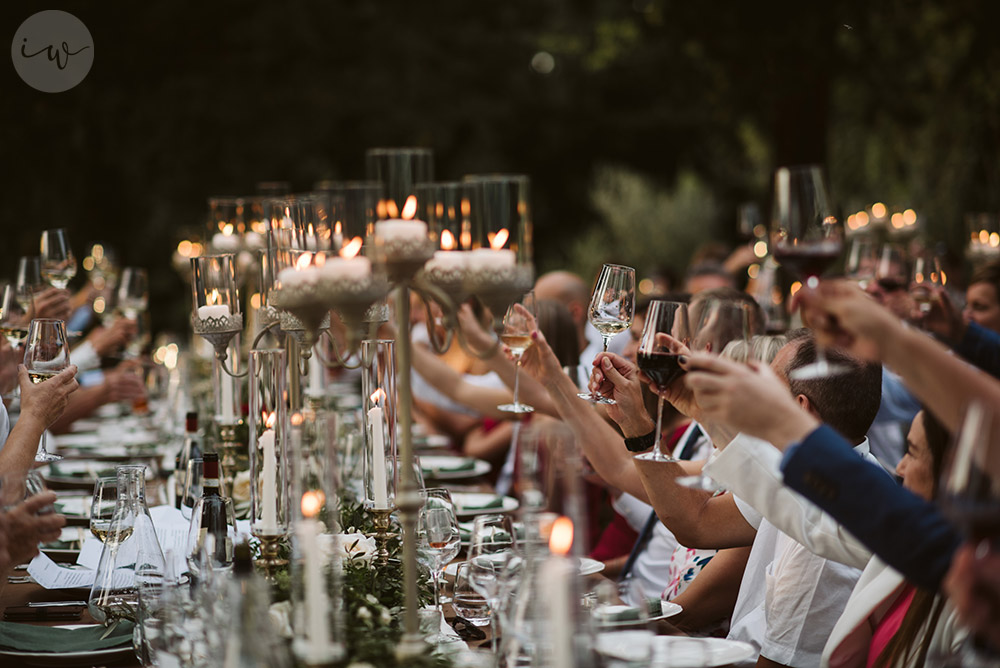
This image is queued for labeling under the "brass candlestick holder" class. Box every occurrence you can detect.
[254,533,288,581]
[216,422,247,498]
[368,507,398,566]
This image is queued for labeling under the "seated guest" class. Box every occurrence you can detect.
[963,260,1000,334]
[0,365,78,472]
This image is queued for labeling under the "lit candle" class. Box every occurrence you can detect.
[541,516,574,668]
[375,219,428,244]
[258,416,278,532]
[368,390,388,509]
[308,349,324,397]
[212,231,242,252]
[318,256,372,282]
[198,289,231,321]
[298,490,332,659]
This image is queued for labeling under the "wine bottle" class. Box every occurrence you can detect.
[174,412,202,509]
[200,453,233,567]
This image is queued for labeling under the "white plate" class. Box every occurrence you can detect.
[420,456,491,480]
[578,557,606,576]
[415,434,452,449]
[450,492,519,517]
[596,600,683,627]
[652,636,756,668]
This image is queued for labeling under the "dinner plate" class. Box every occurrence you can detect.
[449,492,519,517]
[444,557,602,578]
[420,456,491,480]
[0,625,134,667]
[595,600,683,627]
[414,434,452,450]
[652,635,756,667]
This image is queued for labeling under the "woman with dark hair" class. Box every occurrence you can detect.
[964,260,1000,334]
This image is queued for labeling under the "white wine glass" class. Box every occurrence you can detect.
[910,250,944,315]
[498,291,537,414]
[417,488,462,644]
[40,229,77,290]
[770,165,844,380]
[118,267,149,319]
[579,263,636,404]
[15,256,44,315]
[23,318,71,463]
[0,284,28,349]
[90,476,119,542]
[634,301,690,462]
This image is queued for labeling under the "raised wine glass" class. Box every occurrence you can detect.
[90,476,120,543]
[118,267,149,319]
[0,284,28,350]
[417,488,462,644]
[939,402,1000,667]
[23,318,71,462]
[910,250,944,315]
[15,256,44,315]
[498,291,538,414]
[634,301,690,462]
[579,264,636,404]
[844,237,878,288]
[40,229,78,290]
[770,165,844,380]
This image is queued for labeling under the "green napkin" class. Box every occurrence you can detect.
[0,620,135,652]
[460,496,504,511]
[423,459,476,474]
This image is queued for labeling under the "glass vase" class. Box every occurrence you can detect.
[249,348,289,538]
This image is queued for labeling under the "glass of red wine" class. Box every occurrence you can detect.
[770,164,845,380]
[634,301,690,462]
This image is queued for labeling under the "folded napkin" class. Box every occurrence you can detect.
[0,620,135,652]
[594,599,663,623]
[422,458,476,474]
[458,496,504,511]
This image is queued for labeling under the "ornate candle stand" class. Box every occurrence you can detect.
[369,507,398,566]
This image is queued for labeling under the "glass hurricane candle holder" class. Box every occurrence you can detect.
[249,348,290,576]
[416,181,472,304]
[191,255,243,364]
[365,147,434,220]
[361,339,397,512]
[313,180,384,253]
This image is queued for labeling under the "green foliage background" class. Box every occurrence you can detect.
[2,0,999,332]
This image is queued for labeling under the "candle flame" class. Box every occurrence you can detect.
[549,516,573,556]
[441,229,457,250]
[177,240,193,257]
[385,199,399,219]
[314,252,326,268]
[295,252,313,270]
[301,490,325,518]
[209,288,220,305]
[223,223,234,236]
[290,411,304,426]
[401,195,418,220]
[489,228,510,250]
[370,388,386,406]
[981,230,990,245]
[341,236,363,259]
[872,202,887,219]
[264,411,277,429]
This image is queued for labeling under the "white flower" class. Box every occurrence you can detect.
[268,601,293,638]
[379,608,392,625]
[231,470,252,503]
[365,594,379,606]
[357,606,372,621]
[320,532,377,565]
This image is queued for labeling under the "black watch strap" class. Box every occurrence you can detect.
[624,429,657,453]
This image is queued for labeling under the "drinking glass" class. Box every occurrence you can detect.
[90,476,119,542]
[910,251,944,315]
[118,267,149,318]
[181,458,204,521]
[634,301,690,461]
[579,264,636,403]
[592,579,654,668]
[0,284,28,349]
[875,243,909,293]
[939,402,1000,667]
[468,514,517,654]
[844,237,878,288]
[770,165,844,379]
[498,291,538,414]
[453,561,490,626]
[40,229,77,289]
[23,318,71,462]
[15,256,44,314]
[417,488,461,643]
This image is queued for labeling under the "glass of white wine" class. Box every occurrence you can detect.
[118,267,149,319]
[498,291,537,414]
[90,476,121,542]
[0,284,28,350]
[23,317,71,462]
[579,263,635,404]
[40,228,78,290]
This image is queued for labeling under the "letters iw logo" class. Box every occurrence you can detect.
[11,10,93,93]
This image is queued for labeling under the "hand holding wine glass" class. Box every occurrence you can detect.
[499,292,537,414]
[22,318,73,462]
[580,263,635,404]
[633,301,690,461]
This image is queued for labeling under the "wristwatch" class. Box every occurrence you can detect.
[623,428,657,453]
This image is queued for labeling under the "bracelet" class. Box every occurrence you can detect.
[624,429,657,453]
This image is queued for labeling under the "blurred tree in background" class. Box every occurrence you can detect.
[1,0,998,333]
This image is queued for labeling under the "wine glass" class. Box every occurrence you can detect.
[674,298,750,489]
[940,402,1000,667]
[468,514,518,654]
[453,561,491,626]
[910,250,944,315]
[23,318,71,463]
[417,489,461,643]
[844,237,878,288]
[770,165,844,379]
[0,284,28,349]
[180,458,203,521]
[118,267,149,319]
[90,477,119,542]
[592,578,654,668]
[579,264,636,404]
[634,301,690,462]
[498,291,538,414]
[40,229,78,290]
[15,256,44,315]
